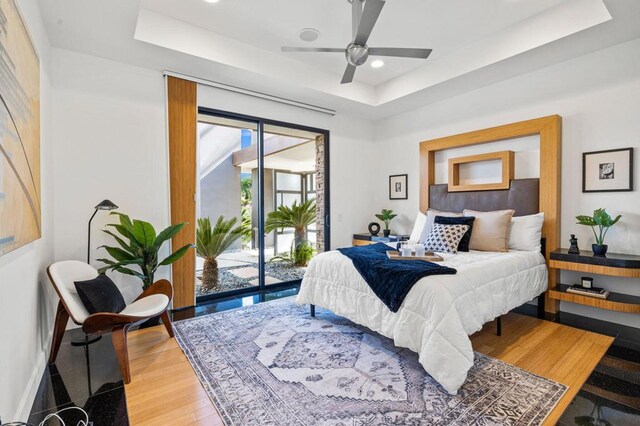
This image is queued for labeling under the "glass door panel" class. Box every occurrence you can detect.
[262,124,326,286]
[194,113,328,302]
[196,114,260,298]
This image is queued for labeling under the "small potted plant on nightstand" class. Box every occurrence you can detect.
[576,208,621,256]
[375,209,398,237]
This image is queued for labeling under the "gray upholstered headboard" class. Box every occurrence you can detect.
[429,178,539,216]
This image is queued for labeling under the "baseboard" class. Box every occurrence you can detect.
[13,329,52,422]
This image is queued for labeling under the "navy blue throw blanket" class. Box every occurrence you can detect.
[337,243,457,312]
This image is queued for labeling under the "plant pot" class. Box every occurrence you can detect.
[592,244,608,257]
[383,229,391,237]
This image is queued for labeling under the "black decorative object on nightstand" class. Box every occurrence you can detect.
[568,234,580,255]
[368,222,380,236]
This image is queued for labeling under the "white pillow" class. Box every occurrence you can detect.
[409,212,426,243]
[418,209,463,243]
[508,212,544,252]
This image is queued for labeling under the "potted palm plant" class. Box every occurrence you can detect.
[576,208,621,256]
[265,199,316,267]
[375,209,398,237]
[98,212,192,289]
[196,216,244,291]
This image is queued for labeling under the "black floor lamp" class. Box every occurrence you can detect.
[74,200,118,348]
[87,199,118,264]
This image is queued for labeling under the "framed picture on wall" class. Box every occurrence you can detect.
[389,174,408,200]
[582,147,634,192]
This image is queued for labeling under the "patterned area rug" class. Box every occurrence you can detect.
[173,298,566,425]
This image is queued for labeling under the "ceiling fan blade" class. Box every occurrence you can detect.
[341,64,357,84]
[354,0,385,46]
[368,47,433,59]
[282,47,345,53]
[352,0,362,39]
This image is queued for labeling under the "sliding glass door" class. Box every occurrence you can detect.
[196,110,329,301]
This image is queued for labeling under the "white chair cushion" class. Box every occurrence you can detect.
[120,294,169,318]
[49,260,99,324]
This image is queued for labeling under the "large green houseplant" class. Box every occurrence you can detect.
[98,212,192,289]
[196,216,244,291]
[265,199,316,267]
[375,209,398,237]
[576,208,621,256]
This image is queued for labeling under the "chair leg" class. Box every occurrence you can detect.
[496,316,502,336]
[160,311,174,338]
[310,304,316,317]
[112,325,132,384]
[49,301,69,364]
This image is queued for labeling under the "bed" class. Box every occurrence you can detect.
[296,179,552,394]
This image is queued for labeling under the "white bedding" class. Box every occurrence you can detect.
[296,248,547,394]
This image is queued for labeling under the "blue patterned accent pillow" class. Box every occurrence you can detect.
[434,216,475,252]
[425,223,470,254]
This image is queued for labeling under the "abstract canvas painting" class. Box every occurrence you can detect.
[0,0,41,256]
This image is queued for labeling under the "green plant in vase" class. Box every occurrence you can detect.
[375,209,398,237]
[98,212,192,290]
[576,208,621,256]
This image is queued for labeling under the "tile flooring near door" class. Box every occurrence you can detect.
[28,330,129,425]
[29,284,640,425]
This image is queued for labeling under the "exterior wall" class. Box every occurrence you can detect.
[253,168,275,249]
[199,154,242,251]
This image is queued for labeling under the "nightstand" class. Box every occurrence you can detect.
[548,249,640,314]
[352,233,410,246]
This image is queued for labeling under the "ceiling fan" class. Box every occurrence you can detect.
[281,0,432,84]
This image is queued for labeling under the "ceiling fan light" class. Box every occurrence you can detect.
[298,28,320,42]
[371,59,384,68]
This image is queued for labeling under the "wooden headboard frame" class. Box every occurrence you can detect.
[419,115,562,314]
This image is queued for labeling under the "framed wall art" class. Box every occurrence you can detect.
[0,0,41,257]
[389,174,408,200]
[582,148,633,192]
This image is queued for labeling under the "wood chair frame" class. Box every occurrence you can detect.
[47,268,175,384]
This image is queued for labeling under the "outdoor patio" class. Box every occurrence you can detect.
[195,248,308,296]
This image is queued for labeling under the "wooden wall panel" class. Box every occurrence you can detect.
[419,115,562,313]
[167,76,197,309]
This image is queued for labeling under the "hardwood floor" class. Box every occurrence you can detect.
[124,312,613,425]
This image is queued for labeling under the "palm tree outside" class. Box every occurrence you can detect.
[196,216,244,291]
[264,199,316,266]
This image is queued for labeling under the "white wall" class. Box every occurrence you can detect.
[0,1,55,422]
[50,48,170,303]
[197,85,377,249]
[372,38,640,328]
[48,49,377,305]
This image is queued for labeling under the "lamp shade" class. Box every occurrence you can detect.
[95,199,118,210]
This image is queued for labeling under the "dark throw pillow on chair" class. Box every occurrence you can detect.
[434,216,476,252]
[74,274,126,314]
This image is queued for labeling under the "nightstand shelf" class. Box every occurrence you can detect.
[352,233,410,246]
[548,249,640,314]
[548,284,640,314]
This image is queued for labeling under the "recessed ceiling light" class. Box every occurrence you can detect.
[298,28,320,42]
[204,0,220,3]
[371,60,384,68]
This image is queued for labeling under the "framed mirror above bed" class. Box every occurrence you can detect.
[419,115,562,314]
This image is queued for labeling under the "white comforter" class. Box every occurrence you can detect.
[296,248,547,394]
